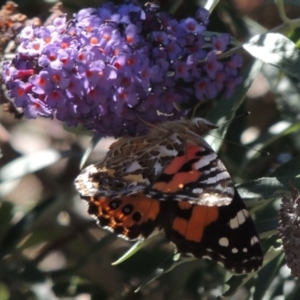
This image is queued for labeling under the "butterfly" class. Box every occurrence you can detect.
[74,118,263,273]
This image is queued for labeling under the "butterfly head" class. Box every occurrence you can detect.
[149,118,218,138]
[190,118,218,136]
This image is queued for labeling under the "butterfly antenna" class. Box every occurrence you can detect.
[208,133,269,155]
[136,114,169,133]
[218,111,251,127]
[191,101,202,119]
[79,135,102,169]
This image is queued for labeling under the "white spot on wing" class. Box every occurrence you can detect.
[125,161,142,173]
[153,161,163,175]
[232,248,238,253]
[191,188,203,194]
[159,147,178,157]
[219,237,229,247]
[243,209,250,217]
[194,153,217,169]
[203,166,217,174]
[202,171,230,184]
[229,217,239,229]
[251,236,259,245]
[202,255,212,260]
[237,209,247,224]
[230,209,249,229]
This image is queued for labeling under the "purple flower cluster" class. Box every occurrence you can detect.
[2,0,243,137]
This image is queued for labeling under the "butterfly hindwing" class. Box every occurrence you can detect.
[164,188,262,273]
[84,192,164,241]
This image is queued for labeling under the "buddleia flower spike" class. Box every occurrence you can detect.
[278,184,300,278]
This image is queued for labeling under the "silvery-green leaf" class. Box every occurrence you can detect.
[243,33,300,80]
[0,149,71,182]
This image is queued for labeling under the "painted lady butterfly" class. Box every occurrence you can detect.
[75,118,263,273]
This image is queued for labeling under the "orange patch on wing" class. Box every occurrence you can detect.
[173,205,219,242]
[152,170,201,193]
[163,143,204,175]
[92,192,160,228]
[173,217,188,237]
[130,193,160,222]
[152,143,204,193]
[178,201,193,209]
[151,182,167,192]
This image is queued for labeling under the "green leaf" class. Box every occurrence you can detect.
[0,196,56,259]
[52,278,108,299]
[256,219,278,237]
[135,253,194,293]
[236,120,300,173]
[253,247,285,300]
[286,281,300,300]
[206,59,263,152]
[112,239,148,265]
[281,0,300,6]
[72,234,116,272]
[273,155,300,177]
[79,135,102,169]
[236,176,300,201]
[0,202,14,241]
[0,149,74,182]
[243,33,300,80]
[17,260,47,283]
[222,272,259,298]
[0,282,10,300]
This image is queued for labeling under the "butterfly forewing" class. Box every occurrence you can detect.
[75,133,184,197]
[145,141,235,206]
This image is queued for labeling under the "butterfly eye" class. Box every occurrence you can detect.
[192,118,217,132]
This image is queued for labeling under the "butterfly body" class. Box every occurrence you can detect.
[75,118,263,273]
